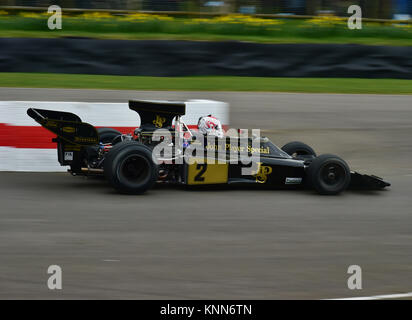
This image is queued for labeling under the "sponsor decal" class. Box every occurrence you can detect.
[61,126,76,134]
[153,128,262,176]
[285,177,302,185]
[45,120,58,127]
[205,142,270,154]
[254,162,272,183]
[153,115,166,128]
[64,151,73,161]
[74,136,98,144]
[64,145,81,151]
[248,145,270,154]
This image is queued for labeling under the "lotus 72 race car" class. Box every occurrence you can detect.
[27,100,390,195]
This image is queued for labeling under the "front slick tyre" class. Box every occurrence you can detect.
[104,142,158,194]
[281,141,316,159]
[97,127,122,144]
[307,154,351,195]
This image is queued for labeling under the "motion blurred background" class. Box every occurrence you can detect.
[0,0,412,87]
[1,0,412,300]
[0,0,411,18]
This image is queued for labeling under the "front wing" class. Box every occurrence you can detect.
[349,172,391,190]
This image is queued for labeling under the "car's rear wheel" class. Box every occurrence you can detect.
[98,127,122,144]
[281,141,316,159]
[307,154,351,195]
[104,142,158,194]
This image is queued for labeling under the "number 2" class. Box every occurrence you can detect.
[194,163,207,181]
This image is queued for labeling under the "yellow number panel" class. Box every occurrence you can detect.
[187,160,228,185]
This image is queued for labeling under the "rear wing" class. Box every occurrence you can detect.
[129,100,186,130]
[27,108,99,146]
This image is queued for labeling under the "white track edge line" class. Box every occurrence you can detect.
[326,291,412,300]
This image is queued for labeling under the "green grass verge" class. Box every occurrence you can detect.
[4,30,412,46]
[1,73,412,94]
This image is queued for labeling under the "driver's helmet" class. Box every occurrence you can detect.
[197,115,224,138]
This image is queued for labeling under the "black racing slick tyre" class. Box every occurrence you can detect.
[104,141,158,194]
[281,141,316,159]
[97,127,122,144]
[307,154,351,195]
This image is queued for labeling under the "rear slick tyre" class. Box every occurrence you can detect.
[104,142,158,194]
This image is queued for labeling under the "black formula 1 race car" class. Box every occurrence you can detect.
[27,100,390,195]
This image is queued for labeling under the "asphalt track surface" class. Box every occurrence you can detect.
[1,88,411,299]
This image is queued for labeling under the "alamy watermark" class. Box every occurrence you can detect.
[151,128,262,176]
[348,5,362,30]
[47,5,62,30]
[347,265,362,290]
[45,4,362,31]
[47,265,62,290]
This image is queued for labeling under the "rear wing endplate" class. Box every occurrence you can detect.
[27,108,99,146]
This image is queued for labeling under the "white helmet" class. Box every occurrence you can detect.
[197,115,224,138]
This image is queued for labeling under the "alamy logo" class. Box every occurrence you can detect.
[348,5,362,30]
[151,128,261,176]
[347,265,362,290]
[47,265,62,290]
[47,5,62,30]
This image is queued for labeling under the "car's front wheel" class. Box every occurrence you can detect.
[307,154,351,195]
[97,127,122,144]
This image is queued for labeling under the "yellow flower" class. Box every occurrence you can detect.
[212,14,282,26]
[393,23,412,29]
[191,18,212,24]
[0,10,8,15]
[123,13,173,22]
[305,15,345,27]
[78,12,113,19]
[19,12,42,19]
